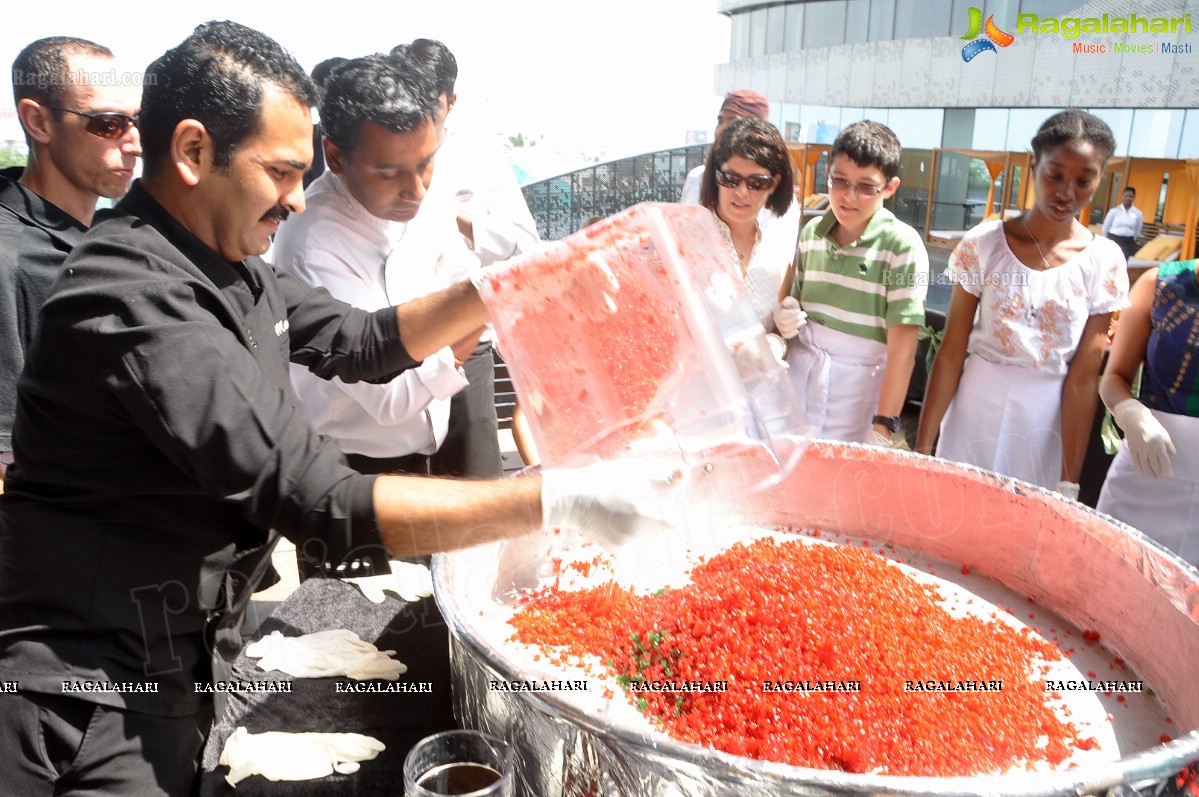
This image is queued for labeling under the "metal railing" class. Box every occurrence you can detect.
[520,144,708,241]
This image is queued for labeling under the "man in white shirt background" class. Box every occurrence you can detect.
[393,38,542,478]
[273,54,483,486]
[1102,187,1144,262]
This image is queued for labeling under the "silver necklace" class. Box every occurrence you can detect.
[1021,216,1052,270]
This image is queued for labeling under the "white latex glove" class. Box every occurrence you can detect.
[245,630,407,681]
[1112,398,1176,478]
[346,561,434,604]
[1055,481,1080,501]
[772,296,808,340]
[541,458,685,551]
[220,727,385,786]
[867,430,892,448]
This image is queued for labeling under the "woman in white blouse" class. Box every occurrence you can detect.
[698,116,796,329]
[916,110,1129,495]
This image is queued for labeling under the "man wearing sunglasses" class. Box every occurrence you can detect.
[0,36,141,482]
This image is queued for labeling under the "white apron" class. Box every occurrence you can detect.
[936,356,1064,489]
[1097,410,1199,566]
[785,322,886,443]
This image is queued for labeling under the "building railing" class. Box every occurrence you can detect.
[520,144,708,241]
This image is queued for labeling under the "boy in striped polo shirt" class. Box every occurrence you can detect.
[773,121,928,444]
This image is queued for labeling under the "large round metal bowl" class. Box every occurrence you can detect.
[433,439,1199,796]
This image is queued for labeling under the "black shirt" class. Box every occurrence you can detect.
[0,181,418,715]
[0,166,88,452]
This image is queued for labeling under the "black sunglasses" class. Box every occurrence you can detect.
[715,169,775,192]
[43,104,139,140]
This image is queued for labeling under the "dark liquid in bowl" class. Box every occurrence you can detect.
[416,762,502,794]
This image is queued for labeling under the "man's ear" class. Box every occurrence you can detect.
[883,175,900,199]
[324,138,346,176]
[172,120,208,187]
[446,92,457,114]
[17,99,53,145]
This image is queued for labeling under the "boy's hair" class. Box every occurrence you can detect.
[1030,109,1115,165]
[700,116,795,217]
[1122,186,1136,197]
[830,120,901,181]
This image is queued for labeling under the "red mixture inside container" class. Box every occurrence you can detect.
[509,537,1095,776]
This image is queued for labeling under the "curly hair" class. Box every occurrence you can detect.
[700,117,795,217]
[830,120,902,181]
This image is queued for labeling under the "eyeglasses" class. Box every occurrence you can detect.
[715,169,776,192]
[827,176,886,198]
[43,104,139,140]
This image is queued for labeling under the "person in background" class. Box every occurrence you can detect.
[1096,259,1199,564]
[302,55,346,189]
[0,36,141,483]
[1101,186,1143,262]
[393,38,541,479]
[916,110,1129,496]
[0,22,678,794]
[774,120,928,446]
[698,116,795,328]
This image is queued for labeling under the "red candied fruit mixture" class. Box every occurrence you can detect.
[510,537,1093,776]
[484,233,683,460]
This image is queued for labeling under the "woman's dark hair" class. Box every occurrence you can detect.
[1030,109,1116,165]
[700,117,794,217]
[140,21,318,177]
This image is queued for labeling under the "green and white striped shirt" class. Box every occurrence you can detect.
[789,208,928,344]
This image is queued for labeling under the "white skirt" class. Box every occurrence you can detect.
[936,356,1064,490]
[1097,410,1199,566]
[785,322,886,443]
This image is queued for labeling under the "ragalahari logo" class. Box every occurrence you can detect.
[961,7,1015,62]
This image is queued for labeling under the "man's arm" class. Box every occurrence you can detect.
[373,473,542,558]
[395,279,490,362]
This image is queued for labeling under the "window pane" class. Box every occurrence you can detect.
[972,109,1010,150]
[887,108,944,150]
[894,0,952,39]
[1007,108,1061,153]
[784,4,805,52]
[1128,109,1184,159]
[1086,109,1133,157]
[749,7,768,58]
[766,4,787,54]
[803,1,848,50]
[731,12,749,60]
[1179,110,1199,159]
[869,0,896,41]
[845,0,870,44]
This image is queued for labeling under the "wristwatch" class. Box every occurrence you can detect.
[872,414,901,434]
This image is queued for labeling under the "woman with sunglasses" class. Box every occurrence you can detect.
[916,110,1129,498]
[698,116,795,328]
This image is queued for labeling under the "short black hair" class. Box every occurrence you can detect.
[310,56,347,103]
[1030,109,1115,166]
[139,21,318,177]
[1122,186,1136,197]
[320,54,438,156]
[407,39,457,97]
[830,120,902,181]
[13,37,114,143]
[700,116,794,217]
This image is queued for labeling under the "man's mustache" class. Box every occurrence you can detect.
[261,206,290,223]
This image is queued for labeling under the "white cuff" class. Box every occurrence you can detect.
[415,348,470,401]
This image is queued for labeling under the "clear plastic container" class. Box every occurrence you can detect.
[476,203,802,470]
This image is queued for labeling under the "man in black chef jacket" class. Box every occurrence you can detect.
[0,21,671,795]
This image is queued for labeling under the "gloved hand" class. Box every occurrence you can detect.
[245,629,407,681]
[772,296,808,339]
[541,458,685,551]
[1055,481,1080,501]
[1111,398,1176,478]
[220,727,385,785]
[867,429,892,448]
[346,561,434,604]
